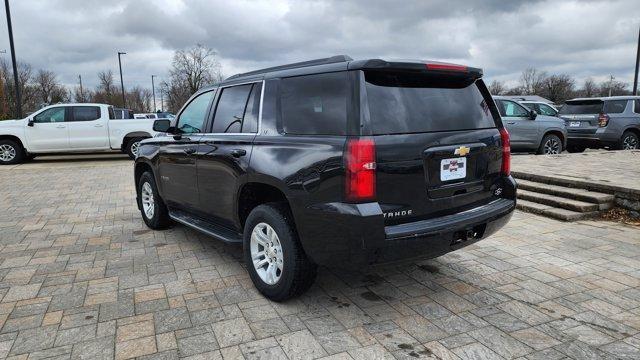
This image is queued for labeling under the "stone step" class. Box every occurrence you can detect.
[517,189,600,212]
[516,199,599,221]
[516,179,615,207]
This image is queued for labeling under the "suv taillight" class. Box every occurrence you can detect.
[598,113,609,127]
[499,128,511,176]
[345,138,376,202]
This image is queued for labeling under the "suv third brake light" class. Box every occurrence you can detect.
[499,128,511,176]
[425,63,468,72]
[598,113,609,127]
[345,138,376,202]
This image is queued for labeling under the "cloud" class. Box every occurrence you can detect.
[0,0,638,90]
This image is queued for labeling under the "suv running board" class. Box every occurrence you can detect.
[168,209,243,244]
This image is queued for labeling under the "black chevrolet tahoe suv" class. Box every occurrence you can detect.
[134,55,516,301]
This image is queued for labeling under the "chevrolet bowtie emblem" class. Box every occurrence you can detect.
[454,146,470,156]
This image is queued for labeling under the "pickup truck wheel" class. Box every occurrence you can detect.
[243,203,317,301]
[620,131,639,150]
[537,134,562,155]
[126,137,144,159]
[0,140,24,165]
[138,171,171,229]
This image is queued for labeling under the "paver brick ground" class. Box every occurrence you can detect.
[0,154,639,359]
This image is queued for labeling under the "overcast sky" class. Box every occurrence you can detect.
[0,0,638,90]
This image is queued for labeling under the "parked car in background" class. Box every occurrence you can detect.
[155,112,175,119]
[134,113,159,119]
[113,108,135,119]
[493,96,567,154]
[520,101,559,117]
[559,96,640,152]
[135,56,516,300]
[0,103,157,164]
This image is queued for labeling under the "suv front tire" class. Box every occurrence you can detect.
[243,203,317,301]
[138,171,172,229]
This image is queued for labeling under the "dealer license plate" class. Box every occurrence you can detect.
[569,121,581,127]
[440,157,466,182]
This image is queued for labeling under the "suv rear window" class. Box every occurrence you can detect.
[280,72,347,135]
[560,101,603,114]
[364,71,495,135]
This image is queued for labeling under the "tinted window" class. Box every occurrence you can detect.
[366,71,495,134]
[635,100,640,114]
[72,106,100,121]
[560,101,603,114]
[242,83,262,133]
[34,107,65,123]
[108,107,115,120]
[177,91,214,134]
[280,72,347,135]
[212,84,252,133]
[603,100,628,114]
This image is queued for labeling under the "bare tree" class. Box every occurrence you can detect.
[540,74,575,103]
[164,44,223,112]
[597,79,629,97]
[35,69,67,105]
[71,86,92,103]
[92,70,122,106]
[0,59,37,117]
[488,80,506,95]
[581,78,598,97]
[519,67,547,95]
[125,86,152,112]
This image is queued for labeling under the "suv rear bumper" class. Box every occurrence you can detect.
[295,177,516,267]
[567,128,619,148]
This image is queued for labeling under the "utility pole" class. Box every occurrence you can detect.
[159,89,163,112]
[151,75,156,112]
[78,75,83,101]
[608,74,615,97]
[633,25,640,95]
[4,0,22,118]
[117,51,126,108]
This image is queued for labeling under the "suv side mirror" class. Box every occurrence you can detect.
[27,118,34,127]
[529,110,537,120]
[153,119,172,133]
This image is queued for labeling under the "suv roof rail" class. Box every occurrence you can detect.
[225,55,353,80]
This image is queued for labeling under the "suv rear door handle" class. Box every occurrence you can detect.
[230,149,246,158]
[183,148,196,155]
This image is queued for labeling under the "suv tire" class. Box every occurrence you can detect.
[538,134,562,155]
[619,131,639,150]
[138,171,172,229]
[243,203,317,301]
[0,139,24,165]
[566,144,586,153]
[126,137,145,159]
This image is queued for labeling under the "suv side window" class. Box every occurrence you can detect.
[176,91,214,134]
[211,84,253,133]
[34,107,66,123]
[242,83,262,133]
[604,100,628,114]
[635,99,640,114]
[280,72,347,135]
[70,106,101,121]
[537,104,557,116]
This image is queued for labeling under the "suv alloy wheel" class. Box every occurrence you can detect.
[620,131,639,150]
[538,134,562,155]
[138,171,172,229]
[243,203,317,301]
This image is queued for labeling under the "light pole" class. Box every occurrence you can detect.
[117,51,126,108]
[4,0,21,118]
[151,75,156,112]
[633,25,639,96]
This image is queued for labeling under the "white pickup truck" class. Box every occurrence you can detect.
[0,103,157,164]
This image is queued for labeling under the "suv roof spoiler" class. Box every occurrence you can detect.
[226,55,353,80]
[349,59,483,79]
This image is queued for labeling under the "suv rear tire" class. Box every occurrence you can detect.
[243,203,317,301]
[138,171,172,229]
[537,134,562,155]
[0,139,24,165]
[619,131,639,150]
[126,137,145,159]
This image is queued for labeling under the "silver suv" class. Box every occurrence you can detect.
[493,96,567,155]
[559,96,640,152]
